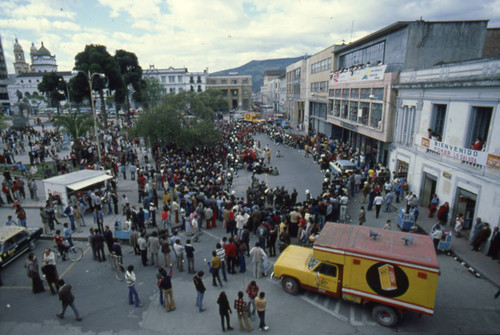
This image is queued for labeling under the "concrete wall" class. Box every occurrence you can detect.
[405,21,488,70]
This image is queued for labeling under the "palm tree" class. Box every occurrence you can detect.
[52,113,95,142]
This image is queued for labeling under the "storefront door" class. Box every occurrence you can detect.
[420,173,437,208]
[454,188,477,231]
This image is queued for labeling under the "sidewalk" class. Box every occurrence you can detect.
[346,190,500,287]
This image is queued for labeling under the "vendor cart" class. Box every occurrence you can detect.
[113,219,131,241]
[397,208,416,231]
[437,233,452,251]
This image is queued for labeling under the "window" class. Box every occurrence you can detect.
[342,89,349,99]
[397,105,416,146]
[178,88,184,93]
[333,100,341,117]
[431,104,447,138]
[467,106,492,148]
[319,81,327,93]
[372,88,384,100]
[231,89,238,96]
[243,79,248,84]
[221,80,227,84]
[197,85,202,92]
[168,76,175,83]
[341,101,349,119]
[178,75,183,82]
[197,76,202,83]
[232,80,237,84]
[334,89,341,97]
[315,263,337,277]
[361,88,370,99]
[358,102,369,125]
[161,76,166,83]
[222,90,228,97]
[371,103,382,129]
[339,41,385,69]
[349,101,358,122]
[169,88,175,93]
[350,88,359,99]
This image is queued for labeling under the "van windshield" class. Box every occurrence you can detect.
[308,257,320,270]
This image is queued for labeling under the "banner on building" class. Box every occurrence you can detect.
[419,136,499,167]
[330,65,387,84]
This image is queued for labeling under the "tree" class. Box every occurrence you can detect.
[114,50,143,117]
[52,113,94,142]
[141,77,163,110]
[134,91,220,150]
[15,90,23,102]
[73,44,124,126]
[38,72,66,114]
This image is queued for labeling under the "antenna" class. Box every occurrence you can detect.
[350,20,354,43]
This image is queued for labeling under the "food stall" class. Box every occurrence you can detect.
[42,169,113,206]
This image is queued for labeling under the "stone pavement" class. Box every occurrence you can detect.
[3,118,499,290]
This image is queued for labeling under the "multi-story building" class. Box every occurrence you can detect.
[268,74,286,114]
[0,35,10,112]
[308,45,337,135]
[286,58,308,128]
[260,70,285,108]
[327,20,489,166]
[392,57,500,238]
[143,65,207,95]
[207,75,252,110]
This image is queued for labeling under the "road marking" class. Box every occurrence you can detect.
[333,299,341,314]
[59,246,91,278]
[300,294,349,322]
[350,306,363,326]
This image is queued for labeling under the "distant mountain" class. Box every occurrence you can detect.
[210,57,304,91]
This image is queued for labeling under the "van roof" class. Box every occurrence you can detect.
[314,222,439,271]
[0,226,30,242]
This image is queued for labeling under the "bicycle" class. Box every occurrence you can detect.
[108,253,125,281]
[51,245,84,262]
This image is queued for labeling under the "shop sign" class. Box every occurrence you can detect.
[419,136,498,167]
[442,171,452,179]
[331,65,387,85]
[341,121,358,131]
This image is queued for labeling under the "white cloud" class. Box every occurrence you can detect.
[1,0,499,75]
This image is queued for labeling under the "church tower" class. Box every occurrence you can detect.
[13,38,29,74]
[30,42,37,72]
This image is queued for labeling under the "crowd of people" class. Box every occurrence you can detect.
[2,111,498,328]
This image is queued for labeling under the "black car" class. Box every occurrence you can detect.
[0,226,43,268]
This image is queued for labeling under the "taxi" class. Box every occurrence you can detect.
[0,226,43,267]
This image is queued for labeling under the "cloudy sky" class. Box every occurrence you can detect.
[1,0,499,75]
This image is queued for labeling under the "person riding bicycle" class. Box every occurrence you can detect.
[54,230,70,260]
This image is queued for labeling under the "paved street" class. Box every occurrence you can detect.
[0,122,500,334]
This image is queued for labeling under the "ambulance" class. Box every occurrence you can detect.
[272,222,440,327]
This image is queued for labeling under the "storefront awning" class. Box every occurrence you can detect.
[67,174,113,191]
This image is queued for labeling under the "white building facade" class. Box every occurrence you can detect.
[392,57,500,237]
[143,65,207,95]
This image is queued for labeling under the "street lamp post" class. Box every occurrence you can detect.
[72,70,105,164]
[59,77,71,112]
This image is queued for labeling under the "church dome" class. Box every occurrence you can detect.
[35,42,52,56]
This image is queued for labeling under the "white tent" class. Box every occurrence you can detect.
[42,169,113,205]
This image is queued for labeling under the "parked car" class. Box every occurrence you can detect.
[0,226,43,268]
[329,159,357,175]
